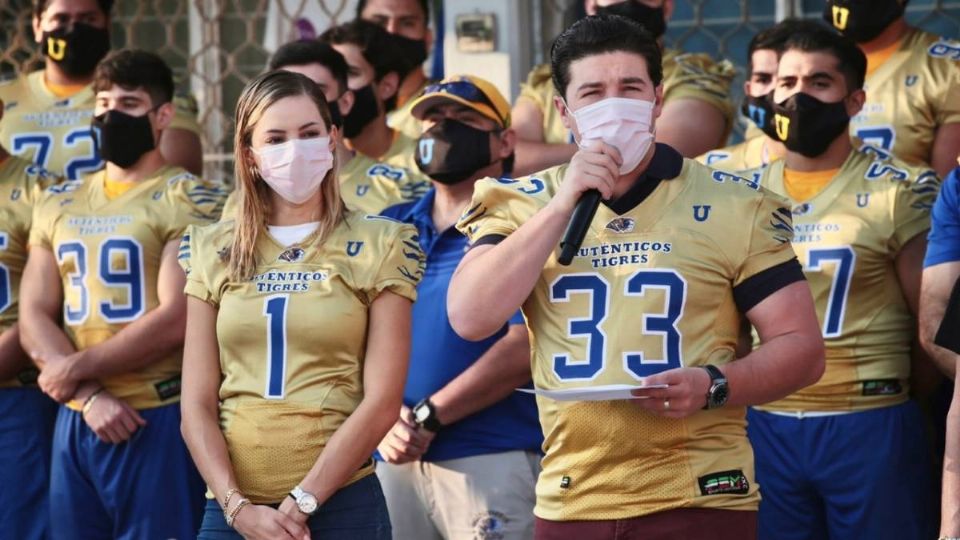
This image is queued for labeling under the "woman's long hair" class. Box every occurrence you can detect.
[229,70,345,281]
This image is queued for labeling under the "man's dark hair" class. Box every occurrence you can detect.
[550,15,663,100]
[781,25,868,91]
[33,0,114,17]
[747,19,825,75]
[320,19,404,83]
[355,0,430,22]
[269,40,349,97]
[92,49,174,107]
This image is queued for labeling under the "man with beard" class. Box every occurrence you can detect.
[823,0,960,177]
[0,0,204,177]
[376,75,542,540]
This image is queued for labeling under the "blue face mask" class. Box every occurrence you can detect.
[741,91,778,140]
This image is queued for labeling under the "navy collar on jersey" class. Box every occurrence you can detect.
[603,142,683,215]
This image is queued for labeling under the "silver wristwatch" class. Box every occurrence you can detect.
[289,485,319,515]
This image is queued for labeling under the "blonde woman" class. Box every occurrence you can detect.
[179,70,423,540]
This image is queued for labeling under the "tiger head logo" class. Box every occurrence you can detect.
[605,217,636,234]
[278,248,305,262]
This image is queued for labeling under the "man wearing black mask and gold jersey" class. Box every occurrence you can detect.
[377,75,543,540]
[745,25,940,540]
[19,49,226,540]
[0,0,204,177]
[823,0,960,177]
[358,0,435,141]
[699,19,825,172]
[321,19,423,177]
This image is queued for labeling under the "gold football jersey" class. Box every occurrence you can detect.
[0,155,59,388]
[517,50,736,145]
[180,212,424,504]
[340,152,431,213]
[28,165,227,409]
[457,157,796,520]
[376,131,421,173]
[0,70,202,180]
[851,28,960,166]
[697,135,777,172]
[752,147,938,412]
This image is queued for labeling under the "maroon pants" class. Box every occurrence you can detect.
[535,508,757,540]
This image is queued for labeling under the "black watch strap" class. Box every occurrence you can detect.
[414,398,443,432]
[702,364,724,382]
[701,364,729,410]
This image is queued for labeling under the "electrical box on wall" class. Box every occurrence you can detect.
[455,13,496,53]
[443,1,533,104]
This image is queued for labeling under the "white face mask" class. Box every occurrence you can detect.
[253,137,333,204]
[568,97,656,174]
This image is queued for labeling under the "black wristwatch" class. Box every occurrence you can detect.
[701,365,729,410]
[412,398,443,432]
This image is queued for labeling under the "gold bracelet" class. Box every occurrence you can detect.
[81,389,104,416]
[222,488,240,511]
[225,498,250,528]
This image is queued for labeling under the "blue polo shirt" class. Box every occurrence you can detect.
[926,167,960,268]
[379,189,542,462]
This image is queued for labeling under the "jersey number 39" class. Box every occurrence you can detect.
[57,238,146,324]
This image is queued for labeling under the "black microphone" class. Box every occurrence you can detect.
[558,189,602,266]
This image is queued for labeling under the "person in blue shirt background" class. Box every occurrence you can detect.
[921,163,960,537]
[923,163,960,377]
[376,75,542,540]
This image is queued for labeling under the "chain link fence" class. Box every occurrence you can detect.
[1,0,958,180]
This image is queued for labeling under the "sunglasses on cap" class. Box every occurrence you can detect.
[423,80,505,123]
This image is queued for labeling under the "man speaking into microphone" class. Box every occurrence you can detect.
[447,14,825,539]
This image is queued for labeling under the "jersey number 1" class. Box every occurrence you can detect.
[263,295,289,399]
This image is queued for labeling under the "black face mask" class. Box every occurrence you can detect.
[596,1,667,38]
[415,119,498,185]
[385,33,428,78]
[741,92,779,140]
[772,92,851,158]
[42,23,111,78]
[822,0,905,43]
[342,84,381,139]
[92,109,157,168]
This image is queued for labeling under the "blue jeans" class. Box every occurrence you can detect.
[198,473,391,539]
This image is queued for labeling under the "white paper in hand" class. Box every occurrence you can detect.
[516,383,670,402]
